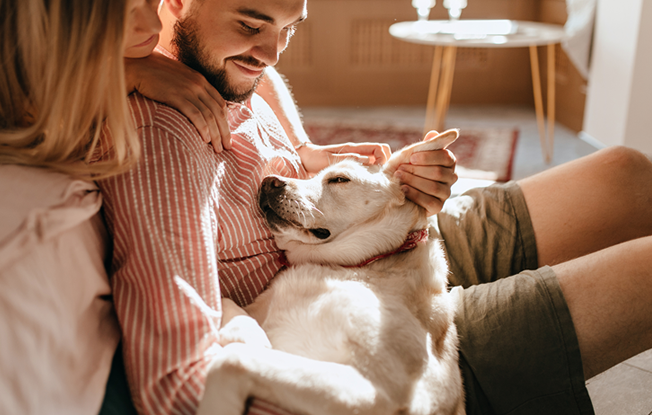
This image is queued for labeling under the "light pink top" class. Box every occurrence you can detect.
[98,91,307,414]
[0,165,120,415]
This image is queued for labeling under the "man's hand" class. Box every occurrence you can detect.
[297,142,392,175]
[219,298,271,349]
[124,51,231,153]
[395,146,458,217]
[296,136,457,216]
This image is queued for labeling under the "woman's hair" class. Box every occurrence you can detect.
[0,0,140,179]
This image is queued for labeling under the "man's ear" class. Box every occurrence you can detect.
[382,129,459,176]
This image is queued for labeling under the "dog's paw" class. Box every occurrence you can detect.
[218,315,272,349]
[199,345,252,415]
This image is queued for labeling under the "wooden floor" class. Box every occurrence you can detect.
[301,104,652,415]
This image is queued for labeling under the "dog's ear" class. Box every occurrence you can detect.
[383,129,459,176]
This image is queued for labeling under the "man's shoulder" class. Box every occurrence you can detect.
[128,93,195,135]
[128,93,205,151]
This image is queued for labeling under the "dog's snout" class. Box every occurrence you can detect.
[262,176,287,193]
[259,176,289,213]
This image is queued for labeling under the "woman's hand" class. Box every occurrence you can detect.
[297,142,392,175]
[124,51,231,153]
[394,147,458,217]
[219,298,271,349]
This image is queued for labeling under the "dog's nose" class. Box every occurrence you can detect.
[261,176,286,192]
[259,176,288,212]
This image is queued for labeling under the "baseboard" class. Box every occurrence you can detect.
[578,131,608,150]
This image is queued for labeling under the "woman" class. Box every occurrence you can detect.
[0,0,206,413]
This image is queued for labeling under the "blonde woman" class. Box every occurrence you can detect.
[0,0,221,413]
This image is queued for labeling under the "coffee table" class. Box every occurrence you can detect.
[389,19,567,163]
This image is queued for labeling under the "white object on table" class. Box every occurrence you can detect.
[412,0,437,21]
[443,0,468,20]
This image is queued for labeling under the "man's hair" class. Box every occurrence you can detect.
[0,0,140,179]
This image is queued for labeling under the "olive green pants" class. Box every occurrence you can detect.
[436,182,594,415]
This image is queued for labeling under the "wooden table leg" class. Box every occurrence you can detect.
[424,46,443,135]
[434,46,457,132]
[529,45,550,163]
[546,43,556,163]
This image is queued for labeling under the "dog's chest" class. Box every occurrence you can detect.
[254,264,423,365]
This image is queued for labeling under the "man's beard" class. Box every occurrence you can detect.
[172,16,265,103]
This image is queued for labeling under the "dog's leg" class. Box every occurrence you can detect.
[198,343,396,415]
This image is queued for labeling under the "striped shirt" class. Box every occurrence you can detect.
[98,91,308,414]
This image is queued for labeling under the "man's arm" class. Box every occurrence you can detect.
[99,119,225,414]
[256,68,456,216]
[100,98,296,415]
[256,67,310,149]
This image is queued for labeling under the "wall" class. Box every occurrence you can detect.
[277,0,587,132]
[582,0,652,153]
[277,0,538,106]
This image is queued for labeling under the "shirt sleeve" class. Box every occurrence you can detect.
[100,123,297,415]
[99,122,224,414]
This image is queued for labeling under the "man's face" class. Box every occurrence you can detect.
[172,0,307,103]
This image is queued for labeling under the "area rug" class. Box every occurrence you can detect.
[304,123,519,182]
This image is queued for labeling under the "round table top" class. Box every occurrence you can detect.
[389,19,567,48]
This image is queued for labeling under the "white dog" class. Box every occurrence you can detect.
[198,130,465,415]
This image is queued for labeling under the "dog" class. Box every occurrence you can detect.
[197,129,465,415]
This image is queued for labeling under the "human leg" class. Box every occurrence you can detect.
[437,182,539,287]
[519,146,652,266]
[454,268,594,415]
[553,235,652,379]
[519,146,652,377]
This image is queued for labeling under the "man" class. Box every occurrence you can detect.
[100,0,652,414]
[101,0,456,414]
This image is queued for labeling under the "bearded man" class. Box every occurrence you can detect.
[98,0,457,413]
[99,0,652,414]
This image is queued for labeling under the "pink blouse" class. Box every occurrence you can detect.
[0,165,119,415]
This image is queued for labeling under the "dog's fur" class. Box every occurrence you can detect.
[198,130,465,415]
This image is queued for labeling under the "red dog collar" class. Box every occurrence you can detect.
[277,229,429,269]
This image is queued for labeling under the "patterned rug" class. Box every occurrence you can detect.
[304,123,519,182]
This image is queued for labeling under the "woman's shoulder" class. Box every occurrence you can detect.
[0,165,102,266]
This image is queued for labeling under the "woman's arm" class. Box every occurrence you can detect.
[125,51,232,152]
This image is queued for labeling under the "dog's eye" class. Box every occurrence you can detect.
[327,176,350,184]
[309,228,331,239]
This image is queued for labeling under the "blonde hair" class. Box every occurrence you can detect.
[0,0,140,179]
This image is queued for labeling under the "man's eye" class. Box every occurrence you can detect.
[284,25,298,37]
[328,176,350,184]
[241,22,260,34]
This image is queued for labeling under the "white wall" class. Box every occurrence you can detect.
[582,0,652,153]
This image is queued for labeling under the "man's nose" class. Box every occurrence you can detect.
[250,33,286,67]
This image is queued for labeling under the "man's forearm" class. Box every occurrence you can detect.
[257,67,310,149]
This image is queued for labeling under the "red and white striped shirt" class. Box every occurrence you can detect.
[99,91,308,414]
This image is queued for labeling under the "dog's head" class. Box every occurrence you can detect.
[258,129,458,266]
